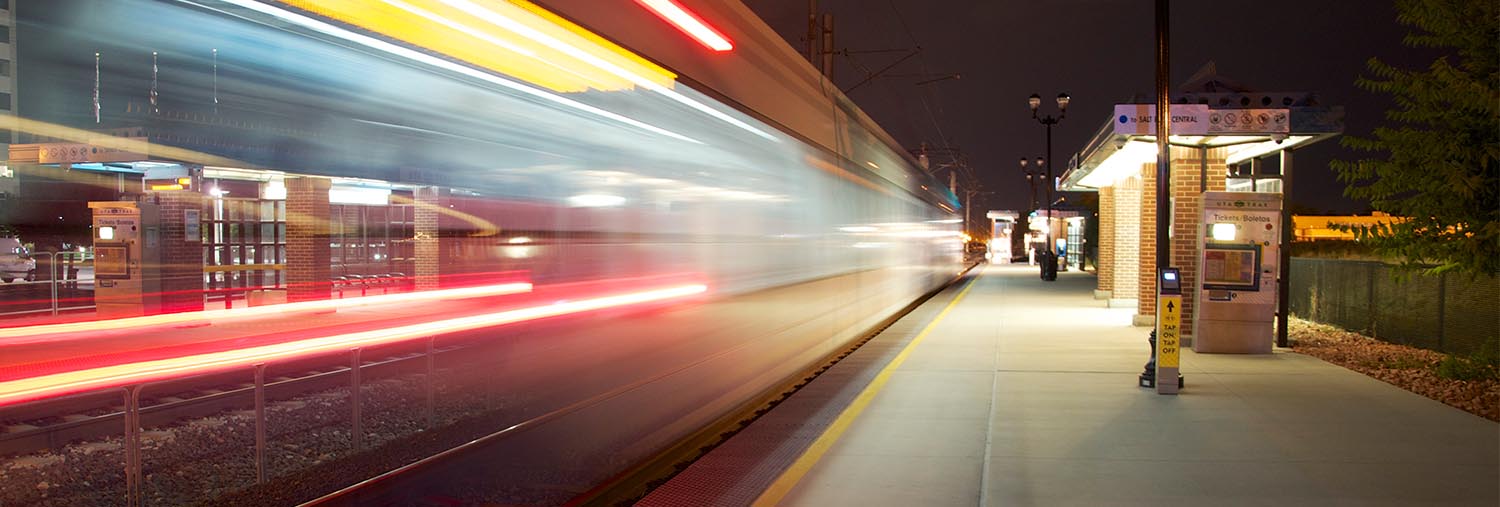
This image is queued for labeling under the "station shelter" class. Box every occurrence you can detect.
[1057,79,1342,348]
[985,210,1017,263]
[1027,209,1085,271]
[5,132,453,316]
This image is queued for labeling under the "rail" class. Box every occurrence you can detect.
[0,279,706,506]
[90,341,444,506]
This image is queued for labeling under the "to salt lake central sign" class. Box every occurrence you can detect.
[29,139,147,164]
[1113,104,1289,136]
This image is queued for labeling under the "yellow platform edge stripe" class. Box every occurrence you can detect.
[753,273,980,506]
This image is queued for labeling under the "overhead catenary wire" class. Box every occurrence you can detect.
[885,0,952,155]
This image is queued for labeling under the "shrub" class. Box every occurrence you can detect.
[1434,341,1500,381]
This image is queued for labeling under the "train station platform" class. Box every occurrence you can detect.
[642,263,1500,506]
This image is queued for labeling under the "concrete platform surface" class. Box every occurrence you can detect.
[653,263,1500,507]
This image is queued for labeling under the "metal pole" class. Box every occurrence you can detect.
[806,0,818,64]
[1277,149,1293,348]
[350,348,363,452]
[425,336,436,429]
[1154,0,1171,275]
[821,14,834,78]
[1154,0,1178,394]
[123,385,144,507]
[963,191,971,238]
[49,252,59,316]
[1045,123,1053,255]
[254,363,267,484]
[1028,174,1036,211]
[1436,272,1447,350]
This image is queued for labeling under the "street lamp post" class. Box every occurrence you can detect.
[1019,157,1046,212]
[1028,92,1069,281]
[1020,157,1043,268]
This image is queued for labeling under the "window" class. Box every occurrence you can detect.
[0,59,11,77]
[0,26,9,44]
[0,93,11,111]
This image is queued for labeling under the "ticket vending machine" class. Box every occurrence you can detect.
[89,201,162,318]
[1192,192,1281,354]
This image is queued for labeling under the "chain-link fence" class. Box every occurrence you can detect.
[1289,258,1500,356]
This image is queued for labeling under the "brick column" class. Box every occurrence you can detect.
[1114,176,1142,311]
[155,190,205,314]
[1096,186,1116,298]
[1137,163,1158,325]
[286,177,332,302]
[1170,147,1228,344]
[413,186,448,291]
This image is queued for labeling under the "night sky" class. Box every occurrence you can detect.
[745,1,1440,215]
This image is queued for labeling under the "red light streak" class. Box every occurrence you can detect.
[633,0,734,52]
[0,281,534,344]
[0,283,707,408]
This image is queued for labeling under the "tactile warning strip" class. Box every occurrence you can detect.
[636,276,972,506]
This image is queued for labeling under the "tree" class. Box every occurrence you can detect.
[1331,0,1499,277]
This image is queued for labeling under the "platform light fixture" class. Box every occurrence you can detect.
[1077,141,1157,188]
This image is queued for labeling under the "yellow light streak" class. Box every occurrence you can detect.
[274,0,675,93]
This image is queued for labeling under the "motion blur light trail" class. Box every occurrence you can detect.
[0,282,708,408]
[0,281,535,342]
[278,0,675,93]
[211,0,702,143]
[633,0,735,52]
[264,0,774,140]
[0,115,248,169]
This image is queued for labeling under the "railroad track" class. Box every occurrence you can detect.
[0,342,466,457]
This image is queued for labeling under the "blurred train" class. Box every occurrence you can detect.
[2,0,966,503]
[9,0,963,293]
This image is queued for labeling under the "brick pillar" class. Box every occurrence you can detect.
[1114,176,1142,308]
[155,190,205,313]
[413,186,448,291]
[1097,186,1116,298]
[1137,163,1158,325]
[1170,147,1228,343]
[286,177,332,302]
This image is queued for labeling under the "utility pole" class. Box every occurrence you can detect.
[965,190,972,237]
[821,14,834,77]
[962,188,989,240]
[806,0,818,64]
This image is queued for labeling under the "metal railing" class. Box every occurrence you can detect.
[110,338,442,506]
[34,251,91,317]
